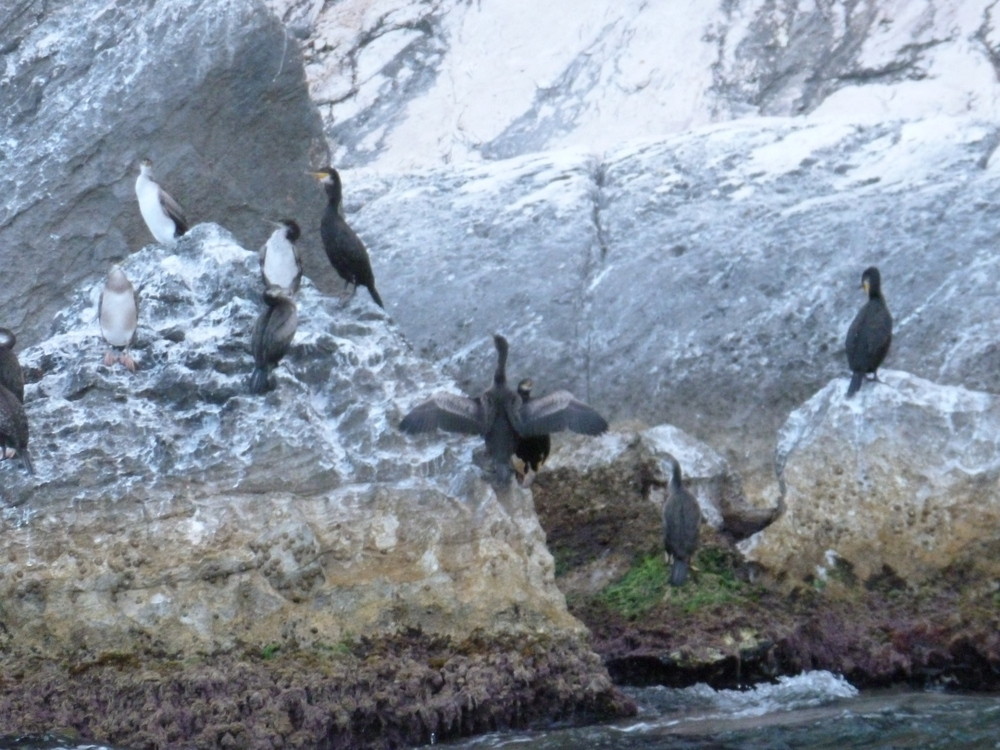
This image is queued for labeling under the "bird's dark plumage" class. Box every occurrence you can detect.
[0,328,25,403]
[249,287,298,394]
[845,266,892,397]
[0,384,32,475]
[310,167,384,308]
[663,457,700,586]
[512,379,550,486]
[260,218,303,294]
[399,335,608,483]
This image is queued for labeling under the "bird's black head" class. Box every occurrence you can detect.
[280,218,301,242]
[861,266,882,298]
[516,378,533,399]
[308,167,342,204]
[0,328,15,350]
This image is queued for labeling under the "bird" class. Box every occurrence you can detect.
[845,266,892,397]
[135,158,189,244]
[662,456,700,586]
[308,166,384,308]
[0,328,25,403]
[248,286,298,394]
[0,384,33,475]
[99,264,139,372]
[259,219,303,294]
[511,378,551,487]
[399,335,608,483]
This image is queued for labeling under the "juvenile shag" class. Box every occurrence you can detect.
[845,266,892,397]
[511,378,551,487]
[662,456,700,586]
[399,335,608,483]
[309,167,384,308]
[259,219,303,294]
[0,328,24,403]
[136,158,189,244]
[0,384,33,475]
[249,286,298,394]
[99,265,139,372]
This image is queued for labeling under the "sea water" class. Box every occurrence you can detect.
[5,672,1000,749]
[429,672,1000,749]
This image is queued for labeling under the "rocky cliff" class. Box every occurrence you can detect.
[0,226,630,746]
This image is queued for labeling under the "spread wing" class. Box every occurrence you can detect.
[159,188,188,235]
[519,390,608,437]
[400,393,486,435]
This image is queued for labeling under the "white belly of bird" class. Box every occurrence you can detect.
[263,239,297,291]
[136,176,177,244]
[101,289,137,347]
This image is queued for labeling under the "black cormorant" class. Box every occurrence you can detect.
[399,335,608,483]
[99,265,139,372]
[135,158,188,243]
[663,456,700,586]
[512,378,551,487]
[0,384,32,474]
[259,219,303,294]
[0,328,24,403]
[309,167,384,308]
[845,266,892,397]
[249,286,298,394]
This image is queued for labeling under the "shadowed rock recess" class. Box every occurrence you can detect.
[0,226,632,747]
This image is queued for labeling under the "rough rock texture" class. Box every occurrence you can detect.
[0,225,631,745]
[267,0,1000,170]
[528,419,1000,693]
[0,0,331,348]
[743,370,1000,585]
[342,119,1000,499]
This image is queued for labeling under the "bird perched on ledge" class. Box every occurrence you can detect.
[662,456,700,586]
[259,218,303,294]
[399,335,608,483]
[511,378,551,487]
[135,158,189,244]
[0,384,32,475]
[308,166,384,308]
[99,265,139,372]
[845,265,892,397]
[249,286,298,395]
[0,328,25,404]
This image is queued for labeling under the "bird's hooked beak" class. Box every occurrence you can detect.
[307,171,329,182]
[862,280,870,294]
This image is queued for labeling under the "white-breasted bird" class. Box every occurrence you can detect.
[99,264,139,372]
[259,219,303,294]
[135,158,188,244]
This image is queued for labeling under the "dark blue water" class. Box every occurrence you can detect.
[6,672,1000,749]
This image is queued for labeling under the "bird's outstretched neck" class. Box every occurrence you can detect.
[492,334,509,387]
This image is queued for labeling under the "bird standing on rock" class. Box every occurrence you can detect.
[399,335,608,483]
[662,456,700,587]
[249,286,298,395]
[259,218,303,294]
[135,158,189,244]
[845,266,892,398]
[511,378,551,487]
[99,265,139,372]
[0,385,33,475]
[0,328,25,403]
[308,166,384,308]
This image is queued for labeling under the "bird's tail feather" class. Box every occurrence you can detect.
[248,368,270,394]
[20,447,34,476]
[669,559,689,587]
[367,284,384,309]
[846,372,864,397]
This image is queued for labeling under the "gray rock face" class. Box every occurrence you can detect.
[0,0,330,348]
[339,118,1000,496]
[0,226,581,657]
[743,370,1000,584]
